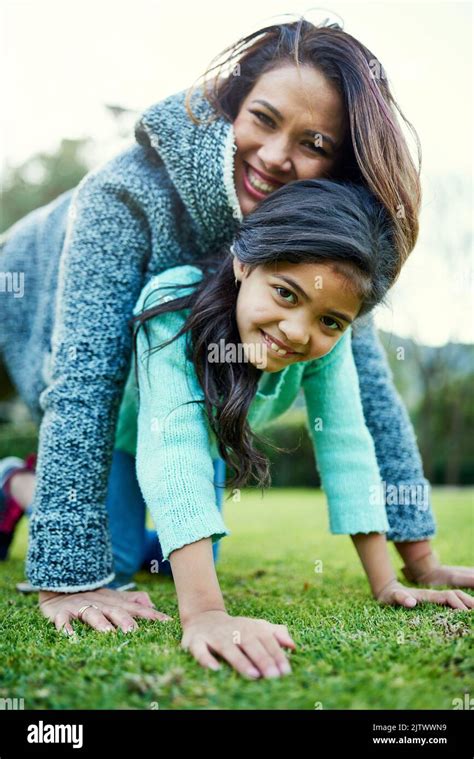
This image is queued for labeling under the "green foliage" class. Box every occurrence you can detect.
[1,138,90,234]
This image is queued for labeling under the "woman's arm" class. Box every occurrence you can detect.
[26,179,152,591]
[350,314,437,544]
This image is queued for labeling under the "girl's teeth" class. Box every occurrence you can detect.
[269,339,289,356]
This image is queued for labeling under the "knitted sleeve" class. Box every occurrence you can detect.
[26,179,151,591]
[350,314,436,541]
[133,268,231,563]
[302,327,390,535]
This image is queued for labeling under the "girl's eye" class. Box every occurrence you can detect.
[302,140,328,157]
[274,286,297,304]
[321,315,342,331]
[250,110,276,128]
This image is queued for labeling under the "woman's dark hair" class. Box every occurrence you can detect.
[185,17,421,275]
[131,178,396,493]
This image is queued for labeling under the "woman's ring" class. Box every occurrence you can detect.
[77,603,100,621]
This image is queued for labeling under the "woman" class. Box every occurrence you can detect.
[1,20,471,629]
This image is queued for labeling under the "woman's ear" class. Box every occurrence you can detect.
[232,255,246,284]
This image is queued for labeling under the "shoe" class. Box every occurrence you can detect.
[0,453,37,560]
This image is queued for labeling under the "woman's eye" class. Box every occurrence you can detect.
[302,140,328,157]
[321,316,342,331]
[250,110,275,128]
[274,286,297,304]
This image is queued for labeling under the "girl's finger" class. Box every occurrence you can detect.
[392,590,417,608]
[187,639,221,672]
[443,592,470,611]
[420,590,470,610]
[453,590,474,608]
[450,572,474,588]
[271,624,297,649]
[209,641,261,679]
[243,637,289,677]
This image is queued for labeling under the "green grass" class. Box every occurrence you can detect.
[1,488,473,710]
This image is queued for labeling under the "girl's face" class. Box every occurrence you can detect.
[233,64,347,216]
[232,259,361,372]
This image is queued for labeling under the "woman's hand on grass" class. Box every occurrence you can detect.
[406,564,474,589]
[181,610,296,679]
[375,579,474,610]
[39,587,173,635]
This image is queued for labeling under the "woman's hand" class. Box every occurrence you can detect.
[403,563,474,589]
[39,587,173,635]
[181,610,296,679]
[375,579,474,610]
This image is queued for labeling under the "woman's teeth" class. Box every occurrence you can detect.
[247,165,280,195]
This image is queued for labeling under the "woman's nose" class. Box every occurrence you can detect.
[256,136,292,173]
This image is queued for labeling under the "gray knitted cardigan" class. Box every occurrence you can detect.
[0,87,435,592]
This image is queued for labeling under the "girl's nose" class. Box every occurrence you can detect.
[256,137,292,174]
[279,321,310,349]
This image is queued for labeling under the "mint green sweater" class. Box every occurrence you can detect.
[114,265,390,562]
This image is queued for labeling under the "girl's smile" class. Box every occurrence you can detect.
[233,259,361,372]
[259,329,300,358]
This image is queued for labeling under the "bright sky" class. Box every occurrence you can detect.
[1,0,472,346]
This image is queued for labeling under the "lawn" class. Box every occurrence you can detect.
[1,488,473,710]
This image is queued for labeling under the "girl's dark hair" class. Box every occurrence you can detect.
[185,17,421,275]
[131,178,396,493]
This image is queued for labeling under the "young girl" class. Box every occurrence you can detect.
[1,20,472,611]
[41,179,472,681]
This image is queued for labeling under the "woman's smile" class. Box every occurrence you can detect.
[243,162,285,200]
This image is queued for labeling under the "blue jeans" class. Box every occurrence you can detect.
[104,450,226,588]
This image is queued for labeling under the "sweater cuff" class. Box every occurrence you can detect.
[26,510,115,592]
[156,509,231,564]
[326,485,390,535]
[329,510,390,535]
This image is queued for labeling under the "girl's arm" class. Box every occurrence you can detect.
[133,268,231,564]
[351,532,474,610]
[169,537,226,625]
[169,537,296,678]
[301,332,473,610]
[301,326,390,535]
[134,279,297,677]
[27,177,153,592]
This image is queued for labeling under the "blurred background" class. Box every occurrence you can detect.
[1,0,473,484]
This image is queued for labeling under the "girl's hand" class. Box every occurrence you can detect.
[39,587,173,635]
[181,610,296,679]
[375,579,474,610]
[402,562,474,589]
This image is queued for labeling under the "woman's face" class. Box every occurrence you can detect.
[233,64,347,216]
[232,259,361,372]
